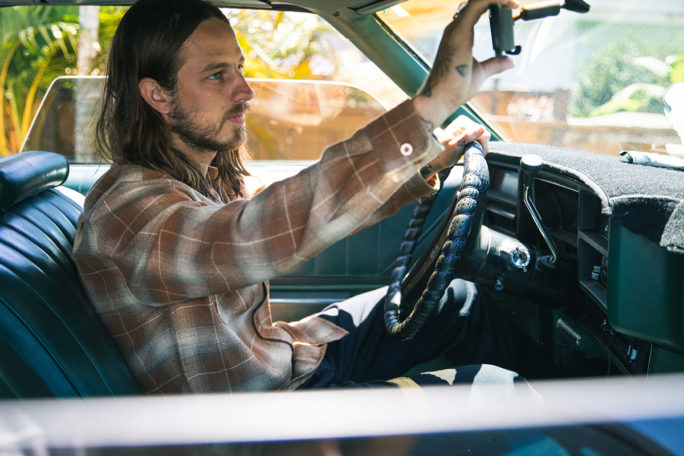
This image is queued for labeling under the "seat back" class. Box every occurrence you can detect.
[0,151,139,398]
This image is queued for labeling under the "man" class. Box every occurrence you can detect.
[74,0,521,394]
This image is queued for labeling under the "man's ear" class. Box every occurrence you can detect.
[139,77,172,115]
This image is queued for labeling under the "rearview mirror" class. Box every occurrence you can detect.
[489,1,590,58]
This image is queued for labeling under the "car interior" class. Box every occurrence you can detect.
[0,0,683,402]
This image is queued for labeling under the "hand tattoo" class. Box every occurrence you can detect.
[455,64,470,78]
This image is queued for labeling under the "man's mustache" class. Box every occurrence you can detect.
[224,102,250,121]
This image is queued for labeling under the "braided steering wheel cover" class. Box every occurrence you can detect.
[384,142,489,340]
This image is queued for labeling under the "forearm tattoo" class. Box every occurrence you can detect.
[419,116,436,132]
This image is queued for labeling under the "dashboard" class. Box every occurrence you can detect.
[487,163,609,309]
[482,155,652,376]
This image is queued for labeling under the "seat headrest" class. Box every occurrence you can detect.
[0,151,68,212]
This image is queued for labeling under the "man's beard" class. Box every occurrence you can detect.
[168,99,249,153]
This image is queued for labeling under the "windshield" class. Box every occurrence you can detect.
[378,0,684,156]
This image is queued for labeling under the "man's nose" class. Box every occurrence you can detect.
[233,74,254,103]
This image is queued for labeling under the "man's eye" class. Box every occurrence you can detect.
[208,72,222,81]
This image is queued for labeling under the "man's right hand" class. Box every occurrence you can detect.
[412,0,519,131]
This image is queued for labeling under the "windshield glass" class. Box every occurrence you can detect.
[378,0,684,156]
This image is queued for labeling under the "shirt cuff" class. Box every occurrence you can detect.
[392,171,438,206]
[363,99,444,175]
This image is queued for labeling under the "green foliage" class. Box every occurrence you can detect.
[570,41,670,117]
[668,55,684,84]
[580,53,684,118]
[0,6,125,156]
[588,83,666,117]
[569,22,684,119]
[229,10,337,80]
[1,6,80,155]
[93,7,127,74]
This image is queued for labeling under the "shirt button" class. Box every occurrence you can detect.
[400,143,413,156]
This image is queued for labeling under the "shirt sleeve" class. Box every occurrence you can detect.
[81,100,443,303]
[353,170,439,234]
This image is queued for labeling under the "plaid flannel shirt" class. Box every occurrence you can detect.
[73,100,443,394]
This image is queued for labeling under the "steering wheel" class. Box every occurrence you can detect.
[384,141,489,340]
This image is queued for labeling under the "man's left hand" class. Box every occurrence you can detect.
[422,116,490,179]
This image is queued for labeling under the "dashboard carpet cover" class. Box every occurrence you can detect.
[489,143,684,255]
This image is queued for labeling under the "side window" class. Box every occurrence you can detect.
[17,9,407,163]
[22,77,102,163]
[246,79,388,161]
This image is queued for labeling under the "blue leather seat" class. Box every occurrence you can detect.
[0,151,139,397]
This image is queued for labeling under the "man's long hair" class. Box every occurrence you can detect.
[96,0,248,200]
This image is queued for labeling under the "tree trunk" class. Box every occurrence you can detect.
[75,6,99,163]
